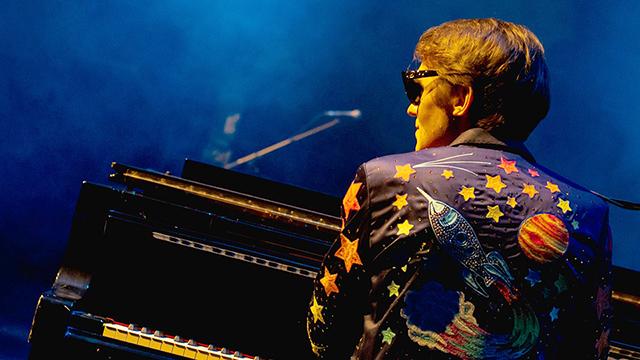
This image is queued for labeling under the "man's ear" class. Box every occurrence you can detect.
[451,85,474,117]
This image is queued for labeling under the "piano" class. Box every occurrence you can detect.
[28,159,640,359]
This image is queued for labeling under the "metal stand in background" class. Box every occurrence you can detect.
[224,118,341,170]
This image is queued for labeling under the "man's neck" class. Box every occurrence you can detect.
[449,128,536,163]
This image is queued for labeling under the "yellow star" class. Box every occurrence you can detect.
[545,181,560,193]
[486,205,504,223]
[381,327,396,345]
[485,175,507,194]
[310,296,325,324]
[441,169,454,180]
[458,186,476,201]
[342,181,362,220]
[388,281,400,297]
[497,156,519,174]
[394,164,415,182]
[401,265,408,272]
[506,197,518,208]
[319,267,339,296]
[557,199,572,213]
[392,194,408,210]
[522,183,539,198]
[396,220,414,236]
[334,234,363,273]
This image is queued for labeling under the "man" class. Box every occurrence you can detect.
[306,18,612,359]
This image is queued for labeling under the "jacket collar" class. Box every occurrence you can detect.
[449,128,537,163]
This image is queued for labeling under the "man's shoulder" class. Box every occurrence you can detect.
[358,145,608,213]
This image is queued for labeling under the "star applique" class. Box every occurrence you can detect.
[528,168,540,177]
[555,274,568,293]
[486,205,504,223]
[522,183,539,199]
[441,169,454,179]
[319,267,339,296]
[525,269,541,287]
[388,281,400,297]
[595,329,610,357]
[550,307,560,321]
[342,181,362,220]
[506,197,518,208]
[459,186,476,201]
[310,296,325,324]
[557,199,572,214]
[545,181,560,193]
[396,220,414,236]
[394,164,415,182]
[571,219,580,230]
[498,156,519,174]
[485,175,507,194]
[381,327,396,345]
[392,194,408,210]
[334,234,363,273]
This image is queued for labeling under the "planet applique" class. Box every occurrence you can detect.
[518,213,569,263]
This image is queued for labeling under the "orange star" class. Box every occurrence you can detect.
[506,197,518,208]
[319,267,339,296]
[486,205,504,223]
[392,194,408,210]
[334,234,363,273]
[394,164,415,182]
[528,168,540,177]
[522,183,539,198]
[441,169,454,180]
[342,181,362,220]
[396,220,414,236]
[498,156,519,174]
[459,186,476,201]
[486,175,507,194]
[557,199,572,213]
[545,181,560,193]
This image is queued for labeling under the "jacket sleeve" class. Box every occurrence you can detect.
[307,164,371,358]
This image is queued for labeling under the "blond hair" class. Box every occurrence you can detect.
[415,18,550,140]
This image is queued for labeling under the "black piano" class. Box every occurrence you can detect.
[28,159,640,359]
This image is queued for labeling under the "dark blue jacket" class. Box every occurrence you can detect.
[307,129,612,359]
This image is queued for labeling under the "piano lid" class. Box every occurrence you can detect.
[110,162,341,235]
[181,159,340,217]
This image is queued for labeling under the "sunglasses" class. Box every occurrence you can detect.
[402,70,439,105]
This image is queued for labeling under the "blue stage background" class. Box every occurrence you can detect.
[1,1,639,358]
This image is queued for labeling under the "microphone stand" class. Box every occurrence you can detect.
[224,117,341,170]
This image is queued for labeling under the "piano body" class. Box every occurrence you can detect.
[28,160,640,359]
[29,159,340,359]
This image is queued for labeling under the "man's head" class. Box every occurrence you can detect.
[405,18,550,150]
